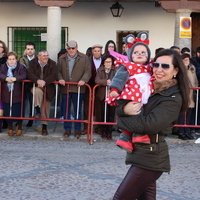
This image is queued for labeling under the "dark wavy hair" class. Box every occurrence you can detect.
[104,40,117,55]
[154,49,189,113]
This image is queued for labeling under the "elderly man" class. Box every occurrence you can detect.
[58,40,91,138]
[81,44,103,135]
[28,49,57,135]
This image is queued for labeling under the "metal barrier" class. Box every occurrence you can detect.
[1,80,200,144]
[0,80,93,144]
[174,87,200,129]
[90,84,117,144]
[90,85,200,141]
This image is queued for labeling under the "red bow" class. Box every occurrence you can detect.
[127,38,149,49]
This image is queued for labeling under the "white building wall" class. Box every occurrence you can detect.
[0,1,175,58]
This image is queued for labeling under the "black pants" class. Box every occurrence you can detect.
[99,99,116,133]
[113,166,163,200]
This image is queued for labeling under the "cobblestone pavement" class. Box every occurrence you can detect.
[0,121,200,200]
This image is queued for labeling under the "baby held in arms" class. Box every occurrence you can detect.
[106,32,154,153]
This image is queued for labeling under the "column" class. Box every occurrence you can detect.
[174,9,192,50]
[47,6,61,62]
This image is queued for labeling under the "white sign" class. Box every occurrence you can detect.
[41,33,47,41]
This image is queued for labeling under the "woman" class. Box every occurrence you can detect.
[95,55,116,139]
[113,49,189,200]
[178,53,198,140]
[0,40,8,65]
[0,51,27,136]
[103,40,117,56]
[0,40,9,129]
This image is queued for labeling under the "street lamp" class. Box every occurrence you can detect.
[110,2,124,17]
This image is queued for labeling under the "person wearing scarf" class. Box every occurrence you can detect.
[0,51,27,136]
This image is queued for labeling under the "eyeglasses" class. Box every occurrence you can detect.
[133,52,147,56]
[153,62,171,69]
[108,46,115,49]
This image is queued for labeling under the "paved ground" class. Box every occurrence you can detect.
[0,120,200,200]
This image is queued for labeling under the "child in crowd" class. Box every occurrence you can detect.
[106,32,154,153]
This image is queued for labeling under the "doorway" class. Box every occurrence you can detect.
[191,13,200,56]
[116,30,148,54]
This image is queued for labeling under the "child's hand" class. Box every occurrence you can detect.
[110,90,119,97]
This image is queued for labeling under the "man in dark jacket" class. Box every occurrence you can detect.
[28,49,57,135]
[58,40,91,138]
[19,42,36,128]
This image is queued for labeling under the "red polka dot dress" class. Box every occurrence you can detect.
[106,58,154,106]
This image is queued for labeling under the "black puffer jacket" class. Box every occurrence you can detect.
[116,80,182,172]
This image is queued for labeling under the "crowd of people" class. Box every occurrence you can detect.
[1,36,200,199]
[0,39,200,142]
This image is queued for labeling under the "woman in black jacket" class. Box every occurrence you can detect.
[113,49,190,200]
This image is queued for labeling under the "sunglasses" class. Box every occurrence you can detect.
[153,62,171,69]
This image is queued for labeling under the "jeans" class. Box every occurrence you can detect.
[62,92,84,131]
[113,165,163,200]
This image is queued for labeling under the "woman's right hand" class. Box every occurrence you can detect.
[124,102,142,115]
[6,77,15,83]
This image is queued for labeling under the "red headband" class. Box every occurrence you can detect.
[127,38,149,49]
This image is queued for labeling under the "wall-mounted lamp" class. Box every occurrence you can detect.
[110,2,124,17]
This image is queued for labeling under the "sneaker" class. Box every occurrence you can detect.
[132,135,150,144]
[116,140,134,153]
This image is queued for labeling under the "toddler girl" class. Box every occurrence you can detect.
[106,32,154,153]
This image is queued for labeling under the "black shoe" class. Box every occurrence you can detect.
[172,131,179,135]
[106,132,112,140]
[2,120,8,129]
[185,133,195,139]
[26,120,33,127]
[178,134,189,140]
[101,132,106,138]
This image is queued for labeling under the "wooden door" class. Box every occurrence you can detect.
[116,30,148,54]
[191,13,200,57]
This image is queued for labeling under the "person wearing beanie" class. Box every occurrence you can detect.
[105,32,154,153]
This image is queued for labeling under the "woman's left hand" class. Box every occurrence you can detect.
[124,102,142,115]
[6,77,16,83]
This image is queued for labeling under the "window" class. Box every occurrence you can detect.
[7,27,68,58]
